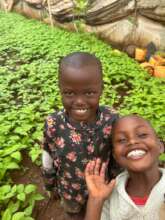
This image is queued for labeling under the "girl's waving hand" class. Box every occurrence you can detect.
[85,158,116,201]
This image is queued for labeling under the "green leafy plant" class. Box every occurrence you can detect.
[0,184,44,219]
[74,0,88,15]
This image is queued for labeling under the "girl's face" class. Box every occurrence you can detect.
[112,116,163,173]
[59,65,103,123]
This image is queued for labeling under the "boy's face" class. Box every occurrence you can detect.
[59,65,103,123]
[112,116,163,173]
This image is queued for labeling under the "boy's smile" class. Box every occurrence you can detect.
[112,116,163,173]
[59,65,103,123]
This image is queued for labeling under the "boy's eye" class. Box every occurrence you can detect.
[85,91,96,96]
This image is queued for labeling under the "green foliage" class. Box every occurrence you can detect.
[0,10,164,217]
[0,184,44,219]
[159,154,165,162]
[74,0,88,14]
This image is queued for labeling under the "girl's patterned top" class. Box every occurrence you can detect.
[42,106,120,205]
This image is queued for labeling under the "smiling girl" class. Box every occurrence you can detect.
[85,115,165,220]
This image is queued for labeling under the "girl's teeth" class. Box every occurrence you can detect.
[127,150,146,158]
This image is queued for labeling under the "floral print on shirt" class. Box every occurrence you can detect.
[42,106,120,205]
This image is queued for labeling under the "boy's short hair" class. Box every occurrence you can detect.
[58,51,102,77]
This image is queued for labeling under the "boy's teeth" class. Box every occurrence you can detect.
[127,150,146,158]
[76,109,87,113]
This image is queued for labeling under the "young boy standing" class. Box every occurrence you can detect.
[41,52,120,217]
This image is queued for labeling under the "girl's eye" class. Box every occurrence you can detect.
[138,133,148,138]
[63,91,74,96]
[117,138,127,144]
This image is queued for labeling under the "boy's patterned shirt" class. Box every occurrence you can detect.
[42,106,120,204]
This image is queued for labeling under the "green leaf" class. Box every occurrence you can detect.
[29,147,41,162]
[0,185,11,195]
[22,124,33,132]
[23,217,34,220]
[17,193,26,201]
[16,184,24,193]
[7,201,20,214]
[2,208,12,220]
[11,185,17,194]
[10,152,21,161]
[0,145,25,157]
[24,205,34,216]
[24,184,36,194]
[14,127,27,135]
[3,191,15,199]
[32,130,42,140]
[32,193,44,201]
[29,193,44,203]
[11,212,25,220]
[159,153,165,162]
[6,162,19,170]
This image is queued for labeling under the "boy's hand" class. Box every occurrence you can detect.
[85,158,116,201]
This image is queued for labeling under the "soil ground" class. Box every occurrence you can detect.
[10,151,85,220]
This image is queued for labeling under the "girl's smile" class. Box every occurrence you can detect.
[112,116,164,173]
[126,149,147,160]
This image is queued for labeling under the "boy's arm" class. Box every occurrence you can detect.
[41,117,58,193]
[84,159,115,220]
[42,150,53,170]
[42,150,56,191]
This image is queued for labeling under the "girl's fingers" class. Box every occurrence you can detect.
[85,158,107,177]
[85,160,95,175]
[100,162,106,178]
[94,158,101,175]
